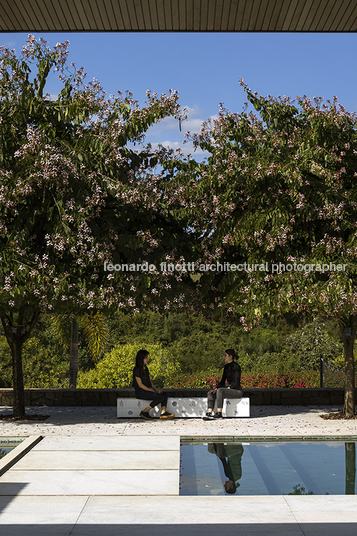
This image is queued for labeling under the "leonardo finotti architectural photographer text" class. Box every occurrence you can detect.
[104,261,348,273]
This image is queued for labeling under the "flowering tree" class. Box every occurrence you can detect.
[169,81,357,417]
[0,36,193,417]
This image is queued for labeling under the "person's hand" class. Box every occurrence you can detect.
[208,389,217,395]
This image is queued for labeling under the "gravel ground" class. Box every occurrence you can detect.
[1,405,356,438]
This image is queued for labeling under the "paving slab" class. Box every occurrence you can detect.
[78,495,297,524]
[284,497,357,535]
[0,434,180,497]
[0,469,179,495]
[284,495,357,512]
[72,496,357,536]
[32,435,179,450]
[1,495,356,536]
[13,450,179,470]
[0,495,87,524]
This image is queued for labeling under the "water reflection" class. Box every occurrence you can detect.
[0,448,11,461]
[208,443,244,494]
[180,441,357,496]
[345,442,356,495]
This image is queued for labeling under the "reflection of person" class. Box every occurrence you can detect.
[208,442,244,494]
[133,349,175,420]
[203,349,243,419]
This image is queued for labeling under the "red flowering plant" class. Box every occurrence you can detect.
[240,372,319,389]
[164,371,321,389]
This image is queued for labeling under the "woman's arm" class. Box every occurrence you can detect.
[216,365,227,388]
[135,376,154,392]
[209,368,226,394]
[150,380,162,394]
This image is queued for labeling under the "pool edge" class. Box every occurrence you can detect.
[181,435,357,443]
[0,435,43,476]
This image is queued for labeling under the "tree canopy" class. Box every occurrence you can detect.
[0,36,193,416]
[167,81,357,415]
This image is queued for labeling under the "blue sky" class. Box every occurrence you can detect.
[2,32,357,156]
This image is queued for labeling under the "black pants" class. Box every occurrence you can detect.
[135,389,168,409]
[207,387,243,410]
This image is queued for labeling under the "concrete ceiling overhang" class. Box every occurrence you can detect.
[0,0,356,33]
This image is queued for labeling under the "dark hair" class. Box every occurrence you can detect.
[225,349,237,360]
[225,482,238,494]
[135,349,149,376]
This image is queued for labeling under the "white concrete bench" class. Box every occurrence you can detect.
[117,396,250,418]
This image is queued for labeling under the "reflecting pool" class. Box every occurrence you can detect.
[180,441,356,495]
[0,437,26,461]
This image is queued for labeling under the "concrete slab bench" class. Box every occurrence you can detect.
[117,396,250,418]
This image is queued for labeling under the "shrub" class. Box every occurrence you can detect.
[170,332,234,374]
[0,336,12,387]
[165,368,219,389]
[77,342,180,388]
[22,337,69,388]
[0,333,68,388]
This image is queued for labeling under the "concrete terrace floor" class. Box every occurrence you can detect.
[0,404,357,535]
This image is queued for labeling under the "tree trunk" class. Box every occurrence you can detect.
[11,335,25,418]
[345,442,356,495]
[339,316,357,417]
[1,311,39,418]
[69,318,78,389]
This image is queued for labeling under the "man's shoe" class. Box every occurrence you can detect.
[213,412,223,419]
[160,411,175,419]
[140,410,153,420]
[202,412,214,420]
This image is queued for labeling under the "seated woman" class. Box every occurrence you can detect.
[133,349,175,420]
[203,349,243,420]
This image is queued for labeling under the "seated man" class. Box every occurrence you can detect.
[203,349,243,420]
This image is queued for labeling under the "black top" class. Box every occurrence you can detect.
[216,361,241,390]
[133,365,151,394]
